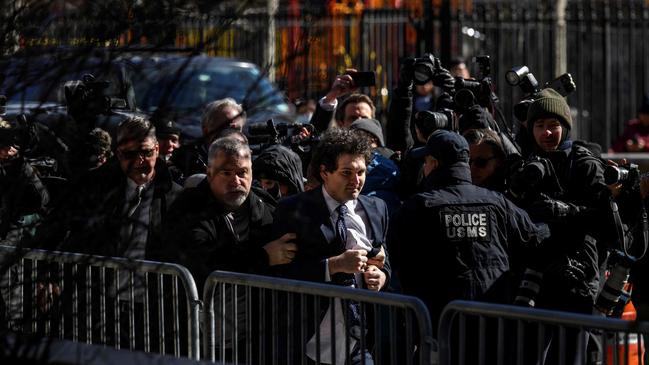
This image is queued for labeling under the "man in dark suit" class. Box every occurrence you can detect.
[272,128,390,365]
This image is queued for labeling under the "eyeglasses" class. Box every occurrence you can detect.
[469,156,496,168]
[118,148,156,160]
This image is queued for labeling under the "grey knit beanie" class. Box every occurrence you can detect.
[526,88,572,131]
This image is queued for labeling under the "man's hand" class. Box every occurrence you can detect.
[363,265,386,291]
[528,196,579,221]
[366,246,385,269]
[433,57,456,93]
[263,233,297,266]
[323,69,358,104]
[329,249,368,274]
[398,58,416,90]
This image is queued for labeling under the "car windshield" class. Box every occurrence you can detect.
[131,57,289,115]
[0,56,128,105]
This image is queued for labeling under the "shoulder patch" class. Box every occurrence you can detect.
[439,207,491,242]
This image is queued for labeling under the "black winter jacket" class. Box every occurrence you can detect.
[390,163,550,325]
[156,181,276,289]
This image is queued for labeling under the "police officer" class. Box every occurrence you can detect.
[389,129,550,331]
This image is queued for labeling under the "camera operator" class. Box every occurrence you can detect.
[307,68,375,133]
[386,54,455,154]
[0,119,50,244]
[510,89,614,363]
[171,98,246,183]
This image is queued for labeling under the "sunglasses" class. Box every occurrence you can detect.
[469,156,496,168]
[118,148,156,160]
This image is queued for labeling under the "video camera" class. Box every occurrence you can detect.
[64,74,127,118]
[506,66,576,122]
[247,119,320,155]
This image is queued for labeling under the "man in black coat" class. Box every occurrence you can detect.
[390,130,549,330]
[170,98,246,182]
[272,129,390,365]
[32,116,181,258]
[21,116,181,350]
[159,137,297,287]
[158,136,296,363]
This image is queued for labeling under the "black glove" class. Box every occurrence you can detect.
[432,58,455,93]
[398,57,416,91]
[528,196,580,222]
[546,256,588,289]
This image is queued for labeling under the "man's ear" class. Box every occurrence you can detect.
[319,164,328,181]
[430,159,439,171]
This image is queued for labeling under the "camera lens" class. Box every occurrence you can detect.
[603,165,628,185]
[514,268,544,307]
[454,89,476,110]
[595,252,634,316]
[414,111,451,133]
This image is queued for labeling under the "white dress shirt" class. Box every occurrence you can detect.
[306,186,373,364]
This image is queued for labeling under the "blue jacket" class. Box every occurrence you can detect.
[361,151,401,216]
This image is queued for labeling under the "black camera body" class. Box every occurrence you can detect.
[604,163,640,187]
[412,54,437,86]
[507,155,562,201]
[453,55,494,111]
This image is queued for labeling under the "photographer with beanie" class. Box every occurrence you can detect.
[510,88,614,364]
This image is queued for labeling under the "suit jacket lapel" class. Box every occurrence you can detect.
[309,188,336,245]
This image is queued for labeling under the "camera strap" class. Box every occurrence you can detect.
[629,203,649,260]
[610,200,627,254]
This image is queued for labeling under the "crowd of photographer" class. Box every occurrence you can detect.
[1,51,648,364]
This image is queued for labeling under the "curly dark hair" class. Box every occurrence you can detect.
[310,128,372,183]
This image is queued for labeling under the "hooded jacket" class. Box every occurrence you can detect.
[252,145,304,196]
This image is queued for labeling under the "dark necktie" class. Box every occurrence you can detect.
[333,204,362,340]
[127,185,144,218]
[335,204,348,250]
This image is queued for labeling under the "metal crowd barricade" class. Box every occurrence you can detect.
[438,300,649,365]
[0,245,201,360]
[203,270,435,365]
